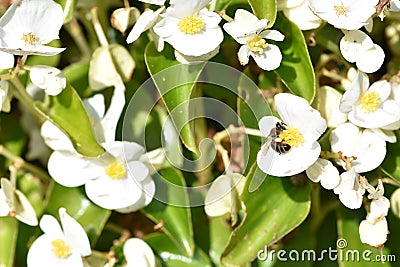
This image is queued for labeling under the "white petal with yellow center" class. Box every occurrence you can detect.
[257,93,327,177]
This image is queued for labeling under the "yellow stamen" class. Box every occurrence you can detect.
[333,3,347,16]
[278,127,304,147]
[247,36,268,54]
[178,15,204,34]
[360,92,381,112]
[51,239,71,259]
[104,161,126,179]
[22,32,37,45]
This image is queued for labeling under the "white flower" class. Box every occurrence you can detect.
[339,71,400,128]
[153,0,223,57]
[126,7,165,48]
[280,0,322,30]
[48,141,155,212]
[330,123,386,173]
[29,65,66,96]
[139,0,165,5]
[27,208,91,267]
[0,178,38,226]
[86,141,155,212]
[257,93,327,177]
[318,86,348,128]
[359,218,389,248]
[204,173,245,217]
[115,238,156,267]
[339,30,384,73]
[333,168,365,209]
[359,178,390,224]
[306,159,340,190]
[307,0,377,30]
[0,0,65,56]
[223,9,284,71]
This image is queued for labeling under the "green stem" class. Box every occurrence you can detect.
[64,18,92,59]
[10,77,45,123]
[320,151,339,159]
[0,145,51,182]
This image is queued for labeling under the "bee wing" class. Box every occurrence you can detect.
[260,137,272,157]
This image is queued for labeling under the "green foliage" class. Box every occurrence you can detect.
[36,83,105,157]
[274,14,316,103]
[221,165,312,266]
[145,42,205,155]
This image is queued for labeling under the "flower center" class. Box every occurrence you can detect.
[51,239,71,259]
[104,161,126,179]
[360,92,381,112]
[278,127,304,147]
[247,36,268,54]
[178,15,204,34]
[333,3,347,16]
[22,32,37,45]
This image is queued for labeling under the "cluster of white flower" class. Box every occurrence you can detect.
[251,73,400,247]
[127,0,285,70]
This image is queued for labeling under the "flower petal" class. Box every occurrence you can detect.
[250,44,282,71]
[59,208,91,257]
[85,174,143,210]
[258,116,281,137]
[14,189,38,226]
[257,141,321,177]
[48,151,99,187]
[39,214,63,238]
[123,238,156,267]
[359,218,388,247]
[274,93,327,142]
[355,44,385,73]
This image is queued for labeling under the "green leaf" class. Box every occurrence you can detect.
[145,233,212,267]
[55,0,77,23]
[381,132,400,182]
[63,60,91,97]
[36,83,105,157]
[0,217,18,267]
[208,216,234,266]
[45,183,111,244]
[336,207,392,267]
[274,13,315,103]
[237,67,272,175]
[142,168,195,257]
[221,164,311,266]
[144,42,205,154]
[248,0,277,26]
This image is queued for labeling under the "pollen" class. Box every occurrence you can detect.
[51,239,71,259]
[360,92,381,112]
[22,32,37,45]
[247,36,268,54]
[278,127,305,147]
[104,161,126,179]
[333,3,347,16]
[178,15,204,34]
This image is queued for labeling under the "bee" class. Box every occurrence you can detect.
[268,122,292,155]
